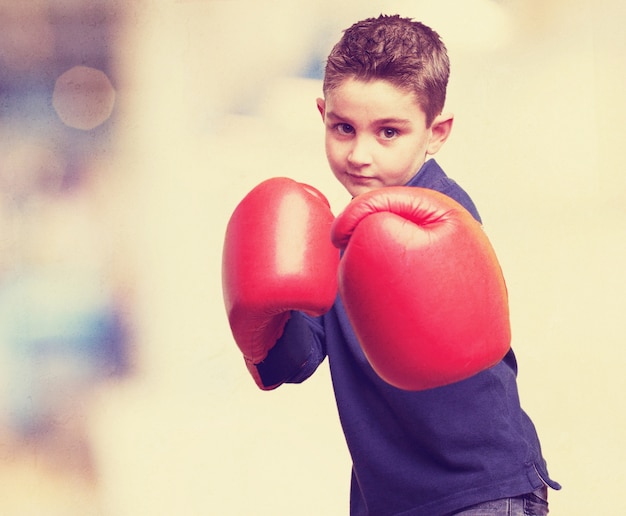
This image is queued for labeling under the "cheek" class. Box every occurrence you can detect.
[325,138,343,166]
[384,149,414,175]
[377,148,422,184]
[393,140,426,171]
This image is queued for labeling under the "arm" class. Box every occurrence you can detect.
[331,186,510,391]
[254,310,327,388]
[222,178,339,390]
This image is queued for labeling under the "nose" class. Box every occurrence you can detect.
[347,136,373,167]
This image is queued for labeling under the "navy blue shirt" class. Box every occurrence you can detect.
[256,159,560,515]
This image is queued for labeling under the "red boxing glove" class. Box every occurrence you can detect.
[222,177,339,388]
[331,187,511,391]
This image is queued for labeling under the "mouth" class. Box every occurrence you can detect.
[346,172,375,181]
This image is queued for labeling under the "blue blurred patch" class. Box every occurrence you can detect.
[0,268,127,435]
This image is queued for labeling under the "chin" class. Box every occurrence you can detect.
[346,185,378,198]
[341,178,381,197]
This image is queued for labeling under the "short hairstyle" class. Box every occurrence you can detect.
[323,14,450,127]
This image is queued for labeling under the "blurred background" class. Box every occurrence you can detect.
[0,0,624,514]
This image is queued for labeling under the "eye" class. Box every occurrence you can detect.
[335,123,354,135]
[380,127,399,139]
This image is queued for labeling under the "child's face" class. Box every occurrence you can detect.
[317,78,441,197]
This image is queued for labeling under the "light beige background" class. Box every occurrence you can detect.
[5,0,624,514]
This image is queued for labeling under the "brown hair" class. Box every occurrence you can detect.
[323,14,450,127]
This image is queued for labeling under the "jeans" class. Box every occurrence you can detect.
[448,486,549,515]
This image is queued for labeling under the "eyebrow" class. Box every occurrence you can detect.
[325,111,412,126]
[377,117,412,126]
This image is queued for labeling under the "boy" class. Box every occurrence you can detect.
[223,14,560,515]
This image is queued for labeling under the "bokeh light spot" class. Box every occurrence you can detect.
[52,66,116,130]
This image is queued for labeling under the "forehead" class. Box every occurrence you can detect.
[325,78,425,124]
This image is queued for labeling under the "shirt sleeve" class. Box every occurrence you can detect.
[254,310,327,389]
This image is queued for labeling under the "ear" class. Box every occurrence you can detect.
[426,112,454,155]
[316,97,326,121]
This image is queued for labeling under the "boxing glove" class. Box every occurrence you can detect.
[222,177,339,388]
[331,187,510,391]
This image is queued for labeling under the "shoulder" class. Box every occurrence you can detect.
[408,160,482,224]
